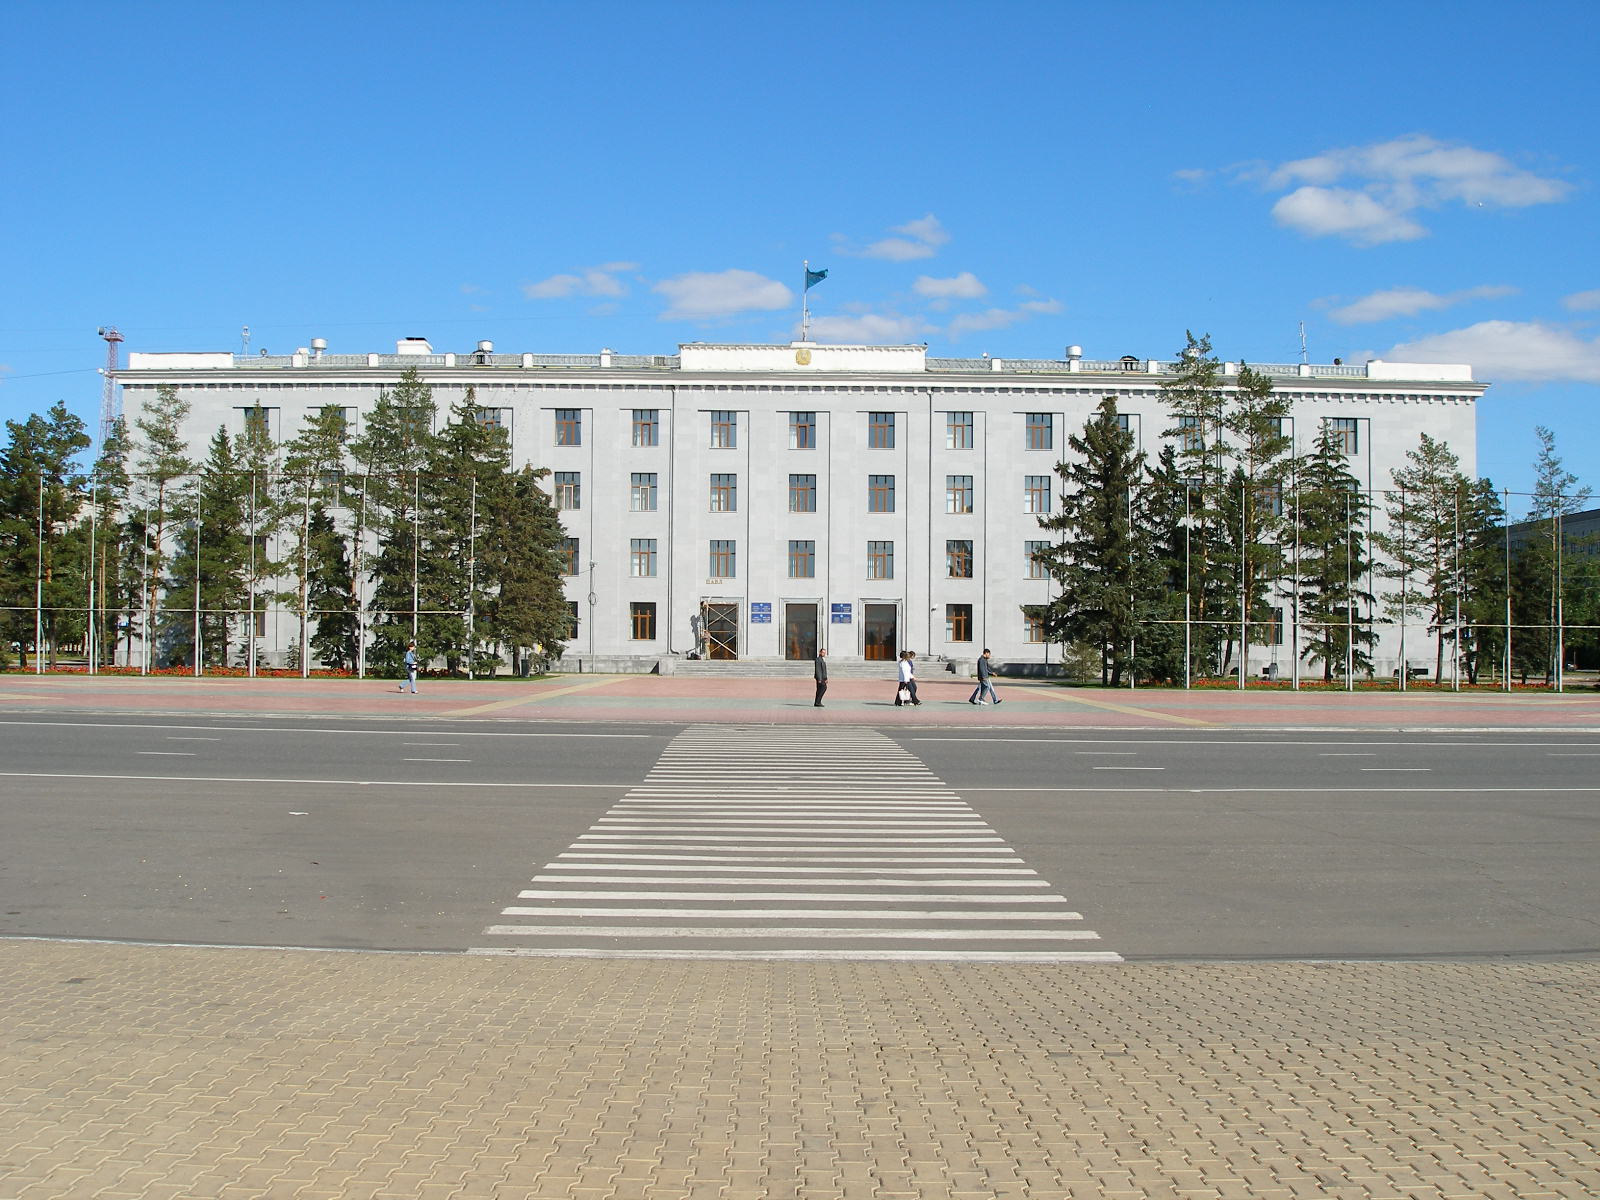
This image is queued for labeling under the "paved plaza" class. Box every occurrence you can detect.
[2,674,1597,1199]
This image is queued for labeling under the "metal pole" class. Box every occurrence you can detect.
[86,480,97,675]
[467,477,477,681]
[1183,486,1192,689]
[34,476,45,674]
[1291,472,1300,691]
[192,516,202,676]
[1452,488,1461,691]
[1237,477,1247,690]
[1554,510,1565,693]
[301,480,311,679]
[248,473,257,678]
[354,473,370,680]
[1397,487,1407,692]
[1344,489,1354,691]
[1503,488,1512,690]
[140,502,151,675]
[411,473,421,645]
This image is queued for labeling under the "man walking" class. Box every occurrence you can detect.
[969,647,1001,705]
[813,647,828,707]
[399,640,418,693]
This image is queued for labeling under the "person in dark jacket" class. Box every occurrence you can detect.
[813,648,828,707]
[969,647,1001,705]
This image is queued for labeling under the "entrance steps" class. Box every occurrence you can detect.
[664,658,913,679]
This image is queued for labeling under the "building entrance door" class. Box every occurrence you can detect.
[784,604,818,661]
[864,604,898,661]
[703,603,739,660]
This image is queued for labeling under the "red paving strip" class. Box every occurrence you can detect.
[0,673,1597,729]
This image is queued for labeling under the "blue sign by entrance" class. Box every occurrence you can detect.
[830,602,852,625]
[750,602,772,624]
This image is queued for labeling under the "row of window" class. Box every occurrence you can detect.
[241,405,1363,458]
[557,472,1056,515]
[609,601,1043,645]
[566,538,1057,581]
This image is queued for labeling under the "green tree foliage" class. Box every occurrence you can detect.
[1034,398,1168,686]
[1291,421,1376,681]
[1514,427,1593,683]
[165,428,252,668]
[478,465,572,672]
[0,401,91,667]
[348,368,437,673]
[306,504,358,670]
[131,384,196,664]
[87,418,133,668]
[1373,433,1475,681]
[280,404,351,669]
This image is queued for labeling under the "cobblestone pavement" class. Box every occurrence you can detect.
[3,941,1597,1200]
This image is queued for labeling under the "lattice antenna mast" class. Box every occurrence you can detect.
[97,326,124,447]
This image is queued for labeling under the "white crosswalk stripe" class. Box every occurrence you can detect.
[468,725,1121,962]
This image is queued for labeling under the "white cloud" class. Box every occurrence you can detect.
[944,298,1063,340]
[1563,289,1600,312]
[1272,186,1426,245]
[523,263,637,300]
[860,213,950,260]
[913,272,987,301]
[1377,320,1600,383]
[807,312,934,343]
[653,269,792,320]
[1328,284,1517,324]
[1244,135,1572,246]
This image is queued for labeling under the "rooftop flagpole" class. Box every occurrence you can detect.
[800,261,827,342]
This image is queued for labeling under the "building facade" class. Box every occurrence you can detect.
[115,339,1485,674]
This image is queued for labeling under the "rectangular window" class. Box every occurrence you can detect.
[474,406,504,430]
[1329,417,1360,455]
[561,538,580,576]
[237,406,281,439]
[709,539,737,579]
[1025,475,1052,515]
[869,412,896,449]
[946,539,974,579]
[1255,486,1285,517]
[321,404,357,441]
[318,469,344,506]
[1179,414,1203,453]
[631,472,658,512]
[397,407,431,443]
[946,411,974,449]
[868,474,895,514]
[867,540,894,580]
[564,601,580,640]
[788,539,815,578]
[252,609,267,638]
[554,471,581,510]
[632,409,659,447]
[1116,413,1132,432]
[710,473,737,512]
[1025,540,1051,580]
[789,474,817,513]
[946,475,974,515]
[946,603,973,642]
[1024,609,1046,643]
[1256,606,1285,647]
[630,601,657,641]
[630,538,657,578]
[1025,412,1053,451]
[711,410,737,449]
[789,411,816,449]
[555,409,582,446]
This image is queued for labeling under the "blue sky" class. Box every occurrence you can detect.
[3,0,1595,507]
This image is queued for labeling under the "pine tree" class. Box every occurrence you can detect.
[87,418,133,668]
[1132,444,1190,684]
[235,403,281,670]
[348,368,437,674]
[1457,479,1507,684]
[165,428,251,668]
[479,465,572,671]
[1034,397,1163,686]
[131,384,196,666]
[306,504,358,669]
[1291,421,1376,681]
[1373,433,1472,681]
[1160,332,1231,675]
[280,404,351,671]
[1524,426,1592,683]
[0,402,91,668]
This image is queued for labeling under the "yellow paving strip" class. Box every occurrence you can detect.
[1029,687,1218,727]
[445,674,632,716]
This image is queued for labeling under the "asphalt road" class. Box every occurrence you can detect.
[2,713,1596,960]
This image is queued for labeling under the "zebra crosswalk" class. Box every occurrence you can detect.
[468,725,1121,961]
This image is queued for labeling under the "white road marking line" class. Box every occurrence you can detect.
[530,875,1051,887]
[136,751,195,756]
[518,890,1070,902]
[166,736,220,741]
[1091,766,1166,771]
[1319,752,1376,756]
[468,949,1125,962]
[1360,768,1433,772]
[403,757,472,763]
[482,925,1102,940]
[500,907,1084,920]
[544,863,1036,874]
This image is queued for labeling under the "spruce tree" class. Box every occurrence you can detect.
[131,384,196,666]
[1524,426,1592,683]
[479,465,572,672]
[305,504,358,669]
[1292,421,1376,681]
[280,404,352,671]
[165,428,250,668]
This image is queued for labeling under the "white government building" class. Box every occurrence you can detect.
[116,338,1484,676]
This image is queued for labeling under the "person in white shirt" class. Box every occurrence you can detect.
[895,650,921,706]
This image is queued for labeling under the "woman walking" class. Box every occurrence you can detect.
[894,650,922,706]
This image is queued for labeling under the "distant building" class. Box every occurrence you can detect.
[115,339,1485,674]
